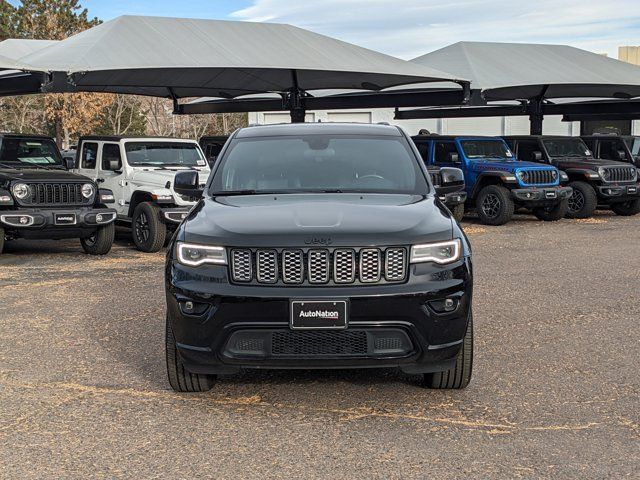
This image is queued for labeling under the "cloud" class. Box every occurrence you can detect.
[231,0,640,59]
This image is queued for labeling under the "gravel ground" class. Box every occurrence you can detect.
[1,213,639,479]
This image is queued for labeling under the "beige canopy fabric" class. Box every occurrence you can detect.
[14,15,467,99]
[412,41,640,101]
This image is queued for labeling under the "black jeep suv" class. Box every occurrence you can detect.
[0,134,117,255]
[505,136,640,218]
[165,123,473,392]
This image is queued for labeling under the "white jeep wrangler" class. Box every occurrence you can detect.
[73,136,210,252]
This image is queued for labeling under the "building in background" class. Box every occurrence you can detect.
[250,46,640,136]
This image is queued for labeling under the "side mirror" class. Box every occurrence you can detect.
[108,159,122,172]
[63,157,76,170]
[448,152,460,163]
[174,171,203,198]
[533,151,543,161]
[617,150,627,161]
[434,167,465,195]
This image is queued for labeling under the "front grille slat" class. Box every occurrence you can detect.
[19,182,89,206]
[520,169,555,185]
[230,247,406,286]
[602,166,635,183]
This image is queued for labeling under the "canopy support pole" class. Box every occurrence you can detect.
[286,69,307,123]
[528,86,548,135]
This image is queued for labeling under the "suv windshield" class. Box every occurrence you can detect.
[125,142,206,167]
[210,134,428,195]
[543,138,591,158]
[460,140,513,161]
[0,137,63,166]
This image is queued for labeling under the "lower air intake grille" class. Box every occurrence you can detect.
[271,330,368,356]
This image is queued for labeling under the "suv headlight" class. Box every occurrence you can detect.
[597,167,610,181]
[81,183,95,199]
[517,171,529,182]
[12,183,30,199]
[410,239,461,265]
[551,170,558,180]
[176,242,227,267]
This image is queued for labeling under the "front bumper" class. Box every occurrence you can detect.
[511,186,572,205]
[0,206,116,230]
[166,257,473,375]
[439,191,467,206]
[596,184,640,201]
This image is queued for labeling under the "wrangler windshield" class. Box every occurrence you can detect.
[543,139,591,157]
[210,134,429,195]
[0,138,63,166]
[460,140,513,161]
[125,142,207,167]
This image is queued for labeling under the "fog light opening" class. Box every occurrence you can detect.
[179,300,209,316]
[428,297,459,313]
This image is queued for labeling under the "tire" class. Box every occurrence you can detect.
[475,185,514,226]
[423,312,473,389]
[0,227,4,254]
[132,202,166,253]
[166,314,216,392]
[80,223,115,255]
[533,199,568,221]
[451,203,465,222]
[566,181,597,219]
[611,198,640,216]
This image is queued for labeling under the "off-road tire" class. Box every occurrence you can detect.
[566,181,597,219]
[80,223,115,255]
[476,185,514,226]
[0,227,4,254]
[533,199,568,221]
[132,202,166,253]
[611,198,640,216]
[166,314,216,392]
[451,203,465,222]
[423,312,473,389]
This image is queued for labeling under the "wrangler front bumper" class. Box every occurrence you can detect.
[597,184,639,200]
[511,186,572,204]
[0,207,116,229]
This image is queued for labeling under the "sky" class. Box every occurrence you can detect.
[8,0,640,59]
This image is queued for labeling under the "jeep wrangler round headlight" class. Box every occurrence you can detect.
[551,170,558,180]
[81,183,95,199]
[517,171,529,182]
[410,239,461,265]
[12,183,30,199]
[597,167,610,181]
[177,242,227,267]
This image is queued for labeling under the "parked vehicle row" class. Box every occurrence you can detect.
[1,129,639,255]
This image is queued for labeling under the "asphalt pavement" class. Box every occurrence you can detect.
[1,214,638,479]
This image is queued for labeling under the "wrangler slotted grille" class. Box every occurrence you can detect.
[520,169,556,185]
[601,166,636,183]
[230,247,407,286]
[20,182,88,206]
[429,171,442,187]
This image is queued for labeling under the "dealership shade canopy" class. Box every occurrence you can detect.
[0,39,58,59]
[7,15,469,120]
[400,42,640,133]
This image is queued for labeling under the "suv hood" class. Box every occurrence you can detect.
[549,157,631,169]
[0,168,93,184]
[129,168,210,188]
[181,193,454,247]
[470,160,556,173]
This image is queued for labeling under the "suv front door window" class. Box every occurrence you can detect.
[433,141,459,165]
[99,143,126,215]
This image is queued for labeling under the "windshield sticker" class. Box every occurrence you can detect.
[506,150,513,157]
[585,150,592,156]
[21,156,56,164]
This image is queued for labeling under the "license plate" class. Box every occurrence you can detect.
[54,213,77,225]
[545,191,557,198]
[628,186,637,194]
[290,300,348,330]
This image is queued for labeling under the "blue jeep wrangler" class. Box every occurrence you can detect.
[412,135,572,225]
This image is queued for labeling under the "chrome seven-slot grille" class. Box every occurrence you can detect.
[230,247,408,286]
[601,166,636,183]
[21,182,89,206]
[520,169,556,185]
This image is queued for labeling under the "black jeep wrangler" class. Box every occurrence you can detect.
[504,136,640,218]
[0,134,117,255]
[166,123,473,392]
[581,134,640,168]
